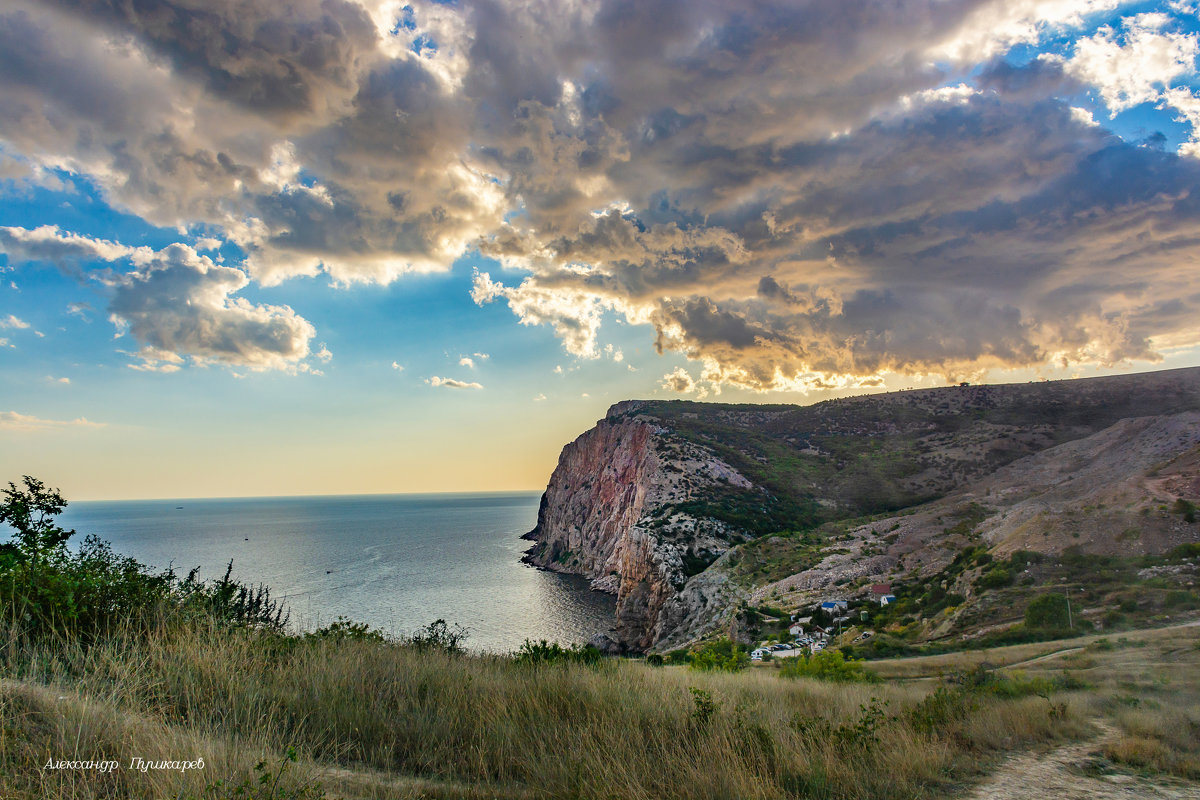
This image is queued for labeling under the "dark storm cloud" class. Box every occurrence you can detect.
[3,0,1199,383]
[40,0,378,116]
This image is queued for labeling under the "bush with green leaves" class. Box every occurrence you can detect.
[405,618,469,653]
[512,638,604,667]
[1,475,288,639]
[976,565,1013,589]
[778,649,879,683]
[687,637,749,672]
[1024,593,1071,631]
[307,616,388,643]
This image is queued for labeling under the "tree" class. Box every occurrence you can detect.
[0,476,75,561]
[1024,593,1070,630]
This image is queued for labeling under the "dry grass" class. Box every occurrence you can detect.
[880,621,1200,783]
[865,620,1200,681]
[0,616,1092,800]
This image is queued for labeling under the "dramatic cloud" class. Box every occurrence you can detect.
[108,243,318,372]
[0,227,318,372]
[0,410,103,430]
[3,1,1200,389]
[426,376,483,389]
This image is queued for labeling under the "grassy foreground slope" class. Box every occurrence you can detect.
[5,615,1200,800]
[3,471,1199,800]
[0,614,1094,800]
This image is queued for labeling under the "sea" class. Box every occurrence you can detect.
[58,492,616,653]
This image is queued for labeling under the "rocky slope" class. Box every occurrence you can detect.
[525,367,1200,652]
[747,411,1200,610]
[523,401,755,650]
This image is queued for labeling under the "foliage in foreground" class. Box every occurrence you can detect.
[0,476,287,638]
[512,638,605,667]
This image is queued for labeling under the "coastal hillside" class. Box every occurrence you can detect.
[524,367,1200,652]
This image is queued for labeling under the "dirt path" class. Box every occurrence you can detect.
[998,646,1086,670]
[966,722,1200,800]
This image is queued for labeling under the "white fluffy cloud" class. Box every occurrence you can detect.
[0,227,318,372]
[661,366,697,394]
[0,225,143,266]
[108,244,317,372]
[1068,15,1199,112]
[426,375,482,389]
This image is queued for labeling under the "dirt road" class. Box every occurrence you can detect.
[966,723,1200,800]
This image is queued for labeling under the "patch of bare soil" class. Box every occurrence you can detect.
[966,722,1200,800]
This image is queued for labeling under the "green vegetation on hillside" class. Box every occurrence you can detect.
[619,374,1200,545]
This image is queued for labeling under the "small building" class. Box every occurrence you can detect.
[879,594,896,606]
[788,622,804,636]
[819,600,848,612]
[870,583,892,597]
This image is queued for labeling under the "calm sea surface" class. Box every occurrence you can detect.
[58,492,615,652]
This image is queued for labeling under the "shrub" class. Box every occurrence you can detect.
[778,649,879,683]
[1009,550,1044,569]
[688,687,718,726]
[180,560,288,630]
[406,618,468,653]
[0,476,288,639]
[1025,593,1070,630]
[976,566,1013,589]
[952,664,1057,699]
[908,686,975,733]
[663,647,693,665]
[308,616,387,643]
[1168,542,1200,560]
[688,637,750,672]
[512,638,604,667]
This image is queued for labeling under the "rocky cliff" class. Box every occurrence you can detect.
[523,400,754,650]
[526,367,1200,652]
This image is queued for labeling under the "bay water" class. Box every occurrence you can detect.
[58,492,615,653]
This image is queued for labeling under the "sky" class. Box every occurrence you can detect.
[2,0,1200,500]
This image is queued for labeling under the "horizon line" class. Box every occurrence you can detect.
[67,488,547,504]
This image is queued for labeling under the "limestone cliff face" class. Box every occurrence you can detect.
[524,401,754,651]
